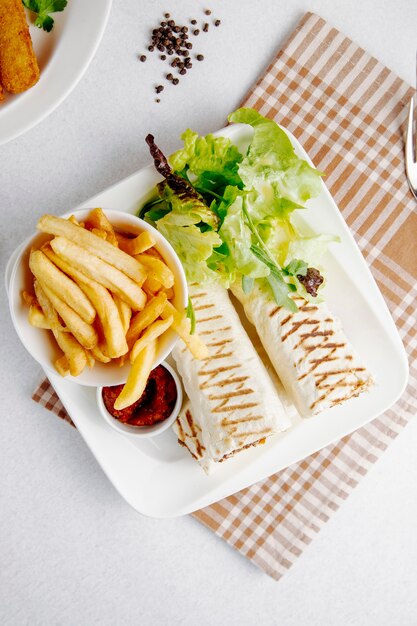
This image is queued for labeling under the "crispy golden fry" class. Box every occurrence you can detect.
[68,215,81,226]
[85,351,95,369]
[40,281,98,350]
[116,231,156,255]
[28,305,50,329]
[0,83,4,103]
[145,247,164,261]
[164,287,175,300]
[162,301,208,359]
[0,0,39,94]
[43,246,128,359]
[91,228,108,240]
[52,329,88,377]
[142,276,162,296]
[130,315,173,363]
[34,280,86,376]
[114,341,156,410]
[113,295,131,335]
[22,290,37,306]
[29,249,96,324]
[49,236,146,311]
[85,208,119,246]
[135,253,174,289]
[90,345,111,363]
[126,292,167,348]
[37,215,145,284]
[33,280,65,331]
[80,282,128,358]
[54,355,70,377]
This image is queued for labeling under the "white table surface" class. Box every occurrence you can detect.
[1,1,417,624]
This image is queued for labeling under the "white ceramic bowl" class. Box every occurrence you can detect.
[7,208,188,386]
[96,361,182,438]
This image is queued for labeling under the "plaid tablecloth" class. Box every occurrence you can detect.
[33,12,417,580]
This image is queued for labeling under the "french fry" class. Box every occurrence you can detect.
[22,291,37,306]
[142,276,162,296]
[28,305,50,329]
[49,236,146,311]
[161,301,208,359]
[55,356,70,377]
[85,208,119,246]
[37,215,146,284]
[29,249,96,324]
[39,281,98,350]
[85,351,95,369]
[91,228,108,240]
[114,341,156,410]
[116,231,156,255]
[164,287,175,300]
[113,295,132,335]
[135,253,174,289]
[130,315,173,363]
[33,280,65,332]
[90,345,111,364]
[52,329,88,377]
[126,292,167,348]
[43,246,128,359]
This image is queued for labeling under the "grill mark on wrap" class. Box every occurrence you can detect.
[198,315,223,324]
[199,326,232,336]
[249,297,372,413]
[188,287,277,452]
[209,388,254,400]
[183,409,205,458]
[281,318,321,342]
[212,402,259,413]
[200,375,249,390]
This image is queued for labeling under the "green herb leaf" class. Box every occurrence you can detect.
[186,297,196,334]
[23,0,67,32]
[266,275,298,312]
[283,259,308,277]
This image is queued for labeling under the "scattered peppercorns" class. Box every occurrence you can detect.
[139,9,221,100]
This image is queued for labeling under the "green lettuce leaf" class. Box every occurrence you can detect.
[219,195,270,279]
[170,129,243,188]
[228,108,323,217]
[156,216,222,284]
[157,178,219,230]
[285,234,340,268]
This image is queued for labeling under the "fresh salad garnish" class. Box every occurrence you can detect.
[141,108,339,312]
[23,0,67,32]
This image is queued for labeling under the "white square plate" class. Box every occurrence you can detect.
[6,123,408,517]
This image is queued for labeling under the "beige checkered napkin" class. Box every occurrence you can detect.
[33,12,417,581]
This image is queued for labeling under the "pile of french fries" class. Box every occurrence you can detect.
[24,209,207,410]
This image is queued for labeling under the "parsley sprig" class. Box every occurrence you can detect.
[23,0,68,32]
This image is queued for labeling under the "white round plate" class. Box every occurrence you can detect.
[0,0,112,145]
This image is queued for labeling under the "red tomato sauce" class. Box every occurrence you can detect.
[102,365,177,427]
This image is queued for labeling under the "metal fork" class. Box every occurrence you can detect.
[405,92,417,200]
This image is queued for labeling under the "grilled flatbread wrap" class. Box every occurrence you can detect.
[231,282,373,418]
[172,284,291,473]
